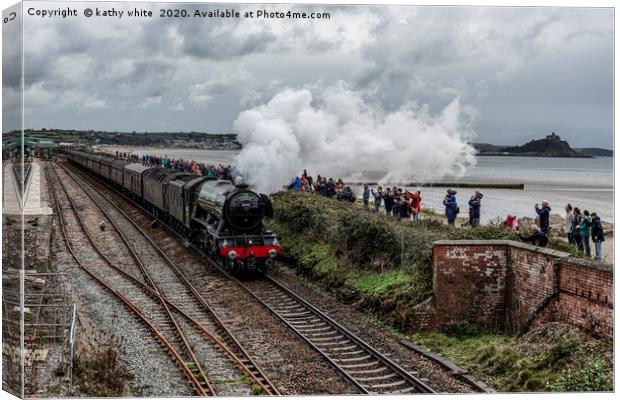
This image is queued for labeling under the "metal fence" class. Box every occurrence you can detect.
[1,270,76,392]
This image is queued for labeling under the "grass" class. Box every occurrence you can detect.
[410,322,612,392]
[47,384,61,396]
[269,192,612,392]
[268,192,522,331]
[73,348,130,397]
[269,192,595,332]
[350,270,412,298]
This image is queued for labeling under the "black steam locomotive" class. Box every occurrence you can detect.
[65,150,281,272]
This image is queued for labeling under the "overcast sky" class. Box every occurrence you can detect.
[3,2,613,147]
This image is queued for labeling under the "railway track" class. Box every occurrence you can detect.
[47,162,278,396]
[237,276,435,394]
[62,159,440,394]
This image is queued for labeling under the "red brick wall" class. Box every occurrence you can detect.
[432,244,508,330]
[504,246,559,332]
[432,240,613,340]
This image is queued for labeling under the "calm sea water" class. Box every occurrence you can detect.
[98,146,614,223]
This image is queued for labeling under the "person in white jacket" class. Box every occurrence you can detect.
[564,203,574,244]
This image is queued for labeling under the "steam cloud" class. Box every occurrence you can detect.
[233,83,477,194]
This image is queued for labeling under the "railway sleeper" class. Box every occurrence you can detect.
[336,360,379,369]
[324,344,358,352]
[308,334,344,342]
[333,355,372,363]
[305,330,341,338]
[275,307,307,314]
[289,318,323,326]
[280,311,312,318]
[346,367,388,375]
[316,339,350,347]
[353,373,398,382]
[279,303,304,310]
[363,380,408,390]
[326,349,365,357]
[391,387,416,394]
[295,325,331,333]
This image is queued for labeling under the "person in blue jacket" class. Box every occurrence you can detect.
[468,190,483,227]
[443,189,458,226]
[362,184,371,207]
[535,201,551,233]
[590,212,605,260]
[291,176,302,192]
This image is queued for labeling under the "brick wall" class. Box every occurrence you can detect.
[432,244,508,330]
[432,240,613,340]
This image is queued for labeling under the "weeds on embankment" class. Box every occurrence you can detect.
[269,191,520,331]
[72,348,131,397]
[269,192,612,392]
[411,321,612,392]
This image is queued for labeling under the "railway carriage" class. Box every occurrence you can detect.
[65,149,280,273]
[123,163,152,198]
[99,156,117,181]
[110,159,130,187]
[143,168,194,216]
[87,154,106,176]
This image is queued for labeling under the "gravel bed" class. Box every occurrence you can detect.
[59,165,262,396]
[69,163,357,395]
[48,163,194,397]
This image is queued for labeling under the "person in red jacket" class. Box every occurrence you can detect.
[406,190,422,221]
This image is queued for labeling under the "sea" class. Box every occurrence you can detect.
[98,146,614,224]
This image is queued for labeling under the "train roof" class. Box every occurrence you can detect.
[143,167,195,183]
[124,163,154,174]
[100,156,117,165]
[87,154,106,162]
[111,159,130,167]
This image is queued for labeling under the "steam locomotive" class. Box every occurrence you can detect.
[64,150,281,273]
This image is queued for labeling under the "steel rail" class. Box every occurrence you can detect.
[44,163,211,396]
[58,161,278,395]
[62,158,437,394]
[51,163,216,396]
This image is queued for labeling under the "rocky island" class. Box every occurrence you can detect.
[474,132,612,158]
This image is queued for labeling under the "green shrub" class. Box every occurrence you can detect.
[547,357,612,392]
[442,321,482,339]
[336,212,399,267]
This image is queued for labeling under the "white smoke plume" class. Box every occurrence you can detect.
[233,83,477,194]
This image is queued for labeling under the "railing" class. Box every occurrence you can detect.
[1,270,75,393]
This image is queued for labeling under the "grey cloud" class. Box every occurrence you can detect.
[12,3,613,148]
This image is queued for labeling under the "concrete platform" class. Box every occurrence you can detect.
[2,161,22,215]
[2,160,52,215]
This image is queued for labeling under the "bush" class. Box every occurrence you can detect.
[547,358,612,392]
[442,321,482,339]
[336,211,399,267]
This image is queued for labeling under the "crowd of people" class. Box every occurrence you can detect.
[564,203,606,260]
[288,170,358,202]
[288,171,607,260]
[115,151,235,180]
[511,201,605,259]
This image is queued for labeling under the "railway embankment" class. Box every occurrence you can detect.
[269,191,521,331]
[268,191,613,392]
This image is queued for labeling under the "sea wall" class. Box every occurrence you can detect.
[432,240,613,340]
